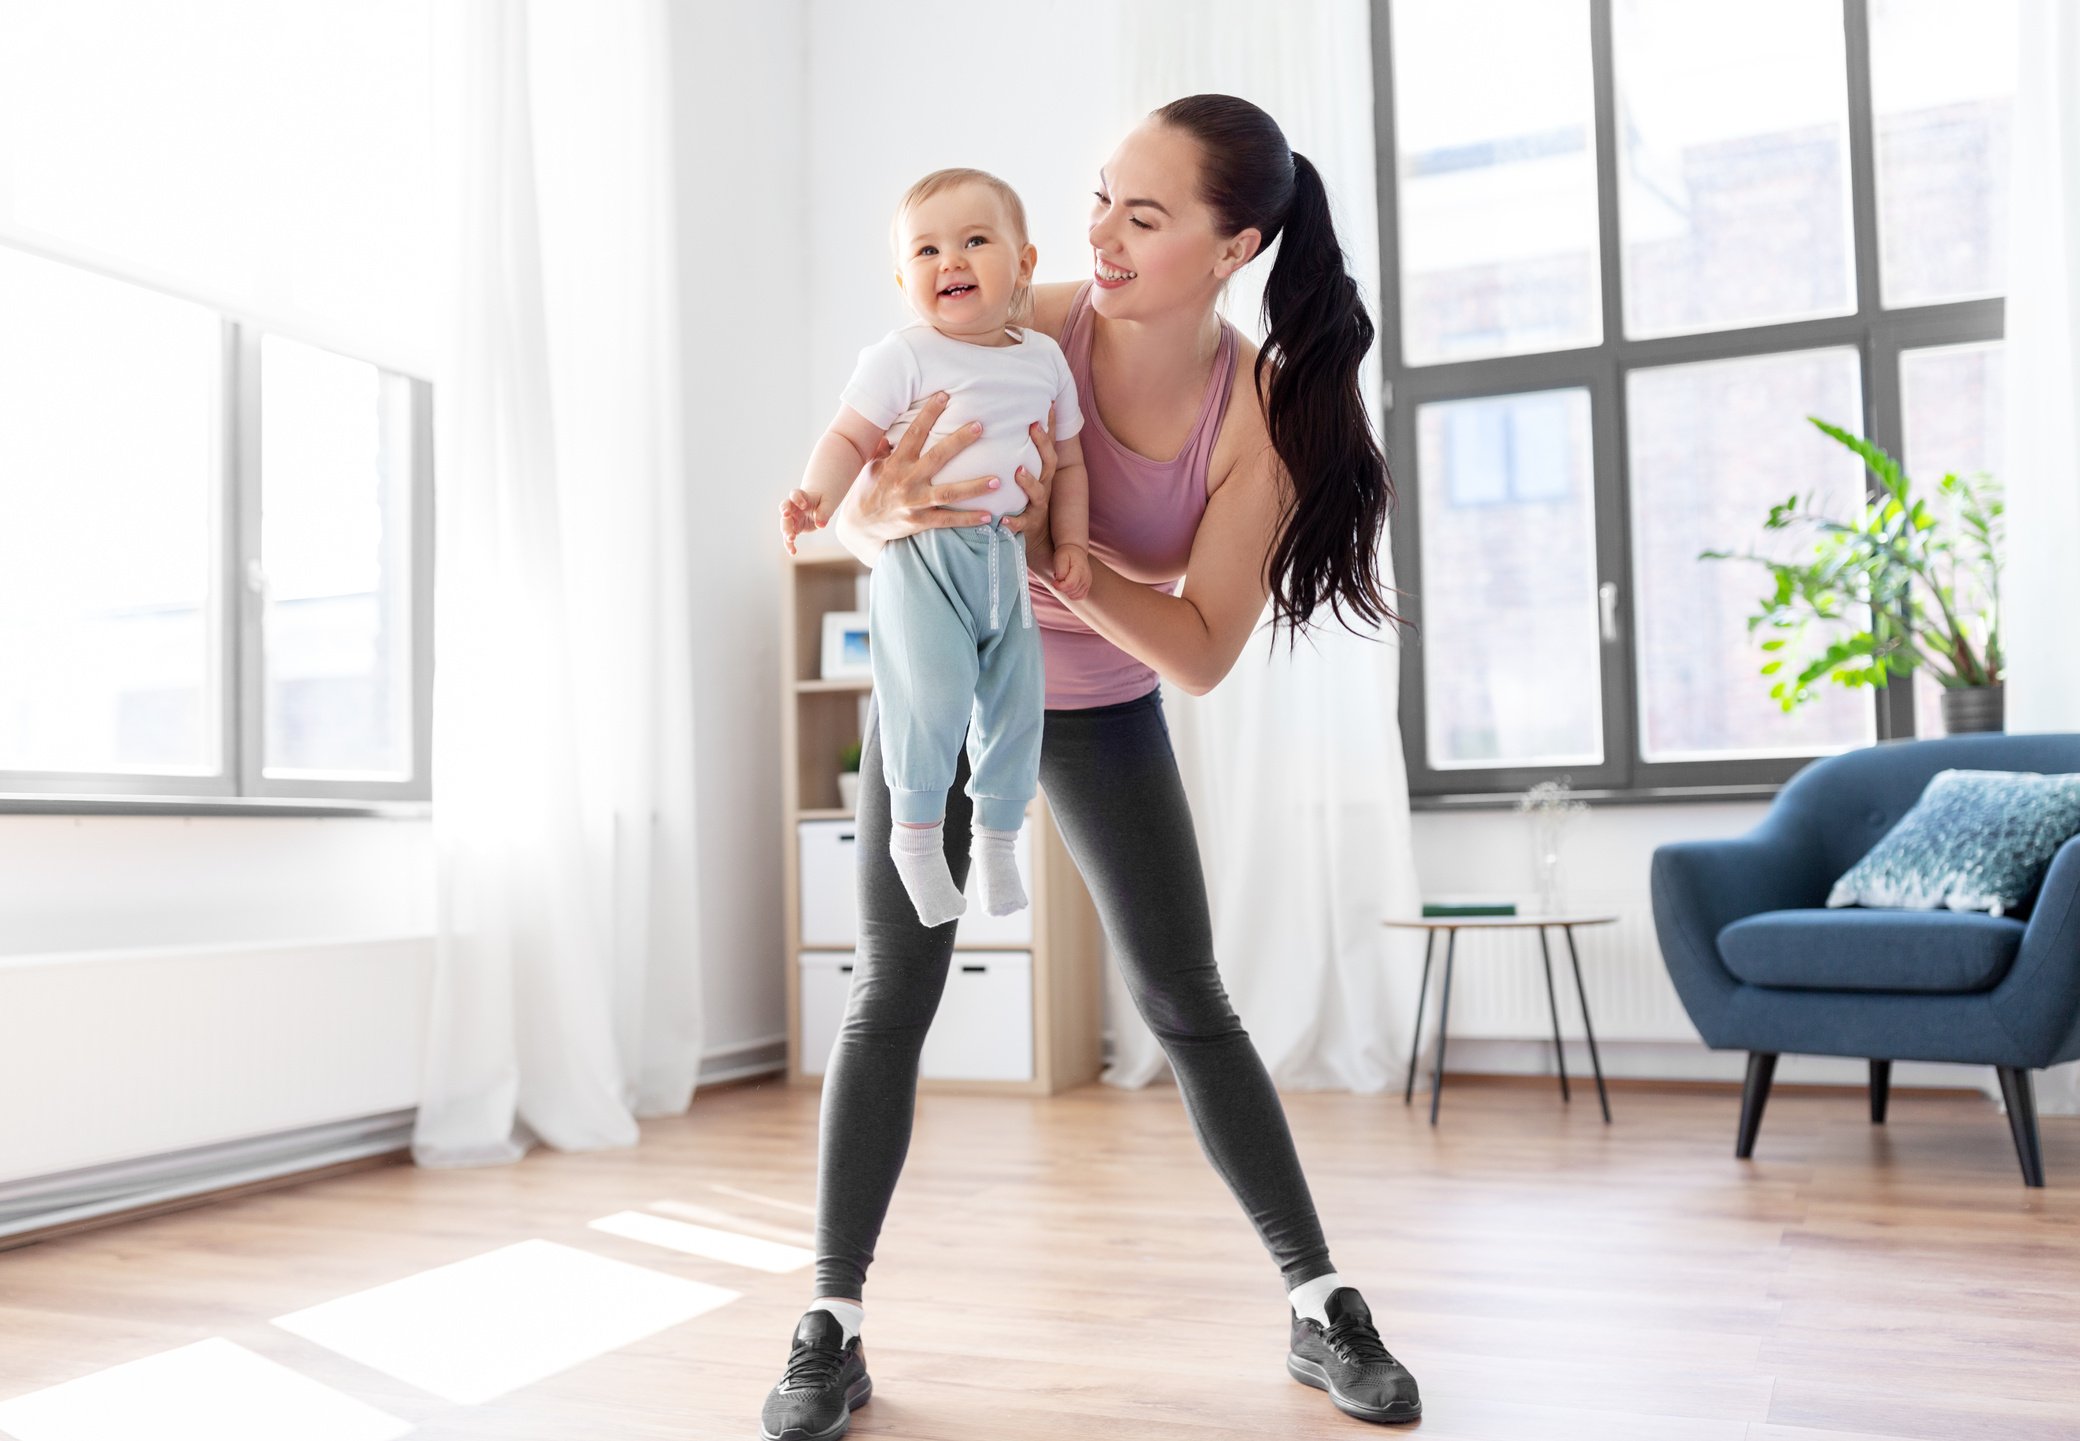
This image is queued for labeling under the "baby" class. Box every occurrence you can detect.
[782,168,1090,927]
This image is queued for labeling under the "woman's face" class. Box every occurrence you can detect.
[1087,120,1258,322]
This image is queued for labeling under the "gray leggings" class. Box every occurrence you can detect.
[813,683,1336,1300]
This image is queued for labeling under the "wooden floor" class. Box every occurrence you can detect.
[3,1074,2077,1440]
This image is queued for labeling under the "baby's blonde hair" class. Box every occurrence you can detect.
[890,167,1034,327]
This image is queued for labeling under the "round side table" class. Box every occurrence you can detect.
[1383,914,1615,1126]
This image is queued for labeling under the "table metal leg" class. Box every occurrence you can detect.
[1562,924,1611,1122]
[1404,927,1436,1105]
[1537,925,1571,1103]
[1428,927,1459,1126]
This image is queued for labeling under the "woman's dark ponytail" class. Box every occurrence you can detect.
[1152,95,1408,647]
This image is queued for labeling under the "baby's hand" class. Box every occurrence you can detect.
[1053,542,1091,600]
[779,488,831,555]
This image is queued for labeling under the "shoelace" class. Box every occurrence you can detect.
[780,1336,847,1391]
[1323,1313,1397,1367]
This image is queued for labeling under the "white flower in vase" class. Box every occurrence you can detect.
[1517,778,1589,916]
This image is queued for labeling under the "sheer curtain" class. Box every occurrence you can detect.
[2002,0,2080,1114]
[1105,0,1428,1092]
[413,0,706,1165]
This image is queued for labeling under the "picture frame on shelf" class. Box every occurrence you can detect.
[820,610,871,680]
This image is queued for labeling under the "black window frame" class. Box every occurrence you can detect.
[1373,0,2006,809]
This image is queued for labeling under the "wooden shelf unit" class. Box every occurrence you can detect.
[779,541,1104,1096]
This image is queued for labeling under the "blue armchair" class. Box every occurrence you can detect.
[1651,732,2080,1186]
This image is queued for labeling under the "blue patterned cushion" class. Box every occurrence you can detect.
[1827,768,2080,918]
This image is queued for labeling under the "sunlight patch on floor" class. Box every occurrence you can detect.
[590,1210,813,1272]
[271,1238,738,1405]
[0,1337,412,1441]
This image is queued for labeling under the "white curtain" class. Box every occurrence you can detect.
[2002,0,2080,1115]
[413,0,706,1166]
[1105,0,1429,1092]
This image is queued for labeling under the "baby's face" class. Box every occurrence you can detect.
[893,182,1034,337]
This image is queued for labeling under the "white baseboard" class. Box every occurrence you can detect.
[0,1110,417,1243]
[698,1033,787,1086]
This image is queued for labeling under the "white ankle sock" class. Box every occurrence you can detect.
[810,1298,863,1345]
[1288,1271,1349,1326]
[890,820,966,927]
[971,824,1027,915]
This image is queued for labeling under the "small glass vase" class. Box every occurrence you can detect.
[1529,814,1567,916]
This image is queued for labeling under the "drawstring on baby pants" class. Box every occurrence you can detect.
[986,516,1034,633]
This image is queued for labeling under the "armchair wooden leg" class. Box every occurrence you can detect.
[1995,1066,2047,1188]
[1870,1059,1891,1125]
[1736,1051,1777,1160]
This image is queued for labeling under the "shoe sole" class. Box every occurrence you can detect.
[1286,1354,1422,1425]
[759,1374,872,1441]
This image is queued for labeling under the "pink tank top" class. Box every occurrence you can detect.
[1030,280,1239,708]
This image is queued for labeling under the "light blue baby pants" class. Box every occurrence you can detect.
[867,512,1041,832]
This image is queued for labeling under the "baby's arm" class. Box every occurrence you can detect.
[1048,433,1091,598]
[1050,433,1088,552]
[783,404,891,554]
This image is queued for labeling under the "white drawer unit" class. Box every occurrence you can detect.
[797,950,1034,1082]
[797,819,861,948]
[797,818,1034,947]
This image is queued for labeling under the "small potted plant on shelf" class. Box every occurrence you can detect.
[837,739,862,812]
[1698,417,2005,733]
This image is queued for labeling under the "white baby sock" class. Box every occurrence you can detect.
[972,824,1028,916]
[810,1298,864,1346]
[1288,1270,1350,1326]
[890,820,966,927]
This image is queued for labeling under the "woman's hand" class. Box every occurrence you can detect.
[1004,404,1058,574]
[840,391,1001,549]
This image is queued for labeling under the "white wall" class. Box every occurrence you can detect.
[805,0,1129,413]
[0,816,434,954]
[672,0,808,1071]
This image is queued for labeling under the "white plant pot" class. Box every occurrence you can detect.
[837,771,860,811]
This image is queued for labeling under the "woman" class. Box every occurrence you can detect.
[760,95,1417,1441]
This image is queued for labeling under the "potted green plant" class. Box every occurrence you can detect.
[1698,418,2005,734]
[837,738,863,811]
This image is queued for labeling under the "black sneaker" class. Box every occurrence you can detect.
[759,1308,872,1441]
[1286,1286,1422,1424]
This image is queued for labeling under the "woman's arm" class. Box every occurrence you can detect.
[1038,435,1288,696]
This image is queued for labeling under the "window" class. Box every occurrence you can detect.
[0,0,437,808]
[0,247,433,804]
[1378,0,2013,800]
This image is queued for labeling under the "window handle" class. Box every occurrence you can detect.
[245,558,267,595]
[1598,581,1619,643]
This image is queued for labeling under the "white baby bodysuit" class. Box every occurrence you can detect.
[840,321,1086,520]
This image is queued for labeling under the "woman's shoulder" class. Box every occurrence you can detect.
[1209,328,1282,500]
[1028,281,1086,344]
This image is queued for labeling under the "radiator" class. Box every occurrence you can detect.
[0,934,435,1186]
[1402,898,1700,1043]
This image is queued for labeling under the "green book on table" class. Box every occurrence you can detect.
[1421,901,1517,917]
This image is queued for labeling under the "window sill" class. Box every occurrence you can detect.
[0,794,432,819]
[1410,782,1784,811]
